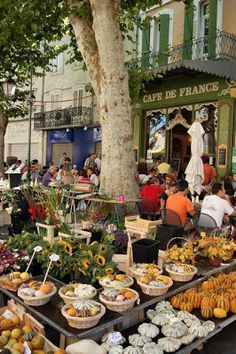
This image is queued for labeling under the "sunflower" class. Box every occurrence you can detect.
[79,243,86,250]
[81,259,90,269]
[82,250,93,258]
[57,240,67,246]
[90,241,99,246]
[55,259,63,267]
[105,267,114,275]
[99,244,108,254]
[64,243,73,254]
[68,237,76,243]
[94,255,106,267]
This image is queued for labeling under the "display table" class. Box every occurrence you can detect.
[0,260,236,350]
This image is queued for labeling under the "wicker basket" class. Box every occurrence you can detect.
[99,289,139,312]
[129,265,163,281]
[58,286,97,304]
[61,302,106,329]
[0,275,32,292]
[137,277,173,296]
[99,275,134,289]
[17,283,57,307]
[165,263,197,282]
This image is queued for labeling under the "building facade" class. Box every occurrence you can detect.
[133,0,236,176]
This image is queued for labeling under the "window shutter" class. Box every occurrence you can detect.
[141,26,150,68]
[159,14,170,65]
[183,1,194,59]
[209,0,218,58]
[57,53,64,71]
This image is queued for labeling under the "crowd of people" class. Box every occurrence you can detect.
[137,155,236,231]
[4,152,102,189]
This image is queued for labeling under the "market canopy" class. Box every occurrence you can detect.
[150,59,236,81]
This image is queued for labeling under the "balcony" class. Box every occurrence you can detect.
[34,106,93,130]
[128,31,236,70]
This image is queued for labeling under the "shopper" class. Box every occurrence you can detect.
[201,183,236,227]
[155,155,172,175]
[42,166,57,186]
[59,152,68,167]
[202,155,216,186]
[84,152,97,171]
[140,177,164,212]
[87,168,99,187]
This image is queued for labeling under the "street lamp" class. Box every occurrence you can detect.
[26,66,34,182]
[2,75,16,97]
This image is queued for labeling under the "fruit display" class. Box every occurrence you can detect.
[61,300,106,329]
[0,272,31,292]
[129,264,162,280]
[0,313,20,331]
[99,288,139,312]
[99,274,134,289]
[137,274,173,297]
[18,281,57,306]
[165,263,197,282]
[58,283,97,303]
[170,271,236,319]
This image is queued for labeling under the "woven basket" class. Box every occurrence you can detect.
[137,277,173,296]
[165,264,197,282]
[0,276,32,292]
[129,265,163,281]
[99,289,139,312]
[58,286,97,304]
[18,283,57,307]
[99,275,134,289]
[61,302,106,329]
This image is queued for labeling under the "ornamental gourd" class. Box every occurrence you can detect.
[143,342,163,354]
[24,332,35,341]
[179,301,193,313]
[138,323,160,339]
[123,346,144,354]
[158,338,182,353]
[201,297,216,309]
[216,298,230,312]
[230,299,236,313]
[151,313,172,327]
[213,308,227,318]
[189,293,201,309]
[109,345,123,354]
[170,295,182,309]
[184,288,197,297]
[128,334,151,347]
[180,333,196,346]
[201,307,213,319]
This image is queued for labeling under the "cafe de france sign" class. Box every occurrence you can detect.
[143,81,219,103]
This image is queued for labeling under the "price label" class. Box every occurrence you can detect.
[2,309,14,319]
[34,246,43,252]
[108,332,123,345]
[23,341,32,354]
[50,254,59,262]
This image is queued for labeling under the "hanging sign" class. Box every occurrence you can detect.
[217,144,227,168]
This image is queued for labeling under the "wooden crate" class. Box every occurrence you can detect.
[36,222,56,244]
[125,215,161,233]
[112,234,133,274]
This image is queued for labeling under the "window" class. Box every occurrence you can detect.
[51,52,64,73]
[51,92,60,110]
[200,1,210,54]
[73,89,83,108]
[153,19,161,53]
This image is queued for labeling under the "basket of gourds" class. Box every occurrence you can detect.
[165,262,197,282]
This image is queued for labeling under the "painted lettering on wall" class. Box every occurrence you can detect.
[143,82,219,103]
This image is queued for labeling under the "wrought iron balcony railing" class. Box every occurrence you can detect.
[127,31,236,70]
[34,106,93,130]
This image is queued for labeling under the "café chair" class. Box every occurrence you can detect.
[194,212,218,236]
[161,208,183,227]
[138,198,160,220]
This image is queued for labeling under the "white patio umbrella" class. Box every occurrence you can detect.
[185,120,205,196]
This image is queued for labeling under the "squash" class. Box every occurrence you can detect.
[189,293,201,309]
[230,299,236,313]
[216,298,230,312]
[66,340,107,354]
[213,308,227,318]
[201,297,216,309]
[201,307,213,319]
[179,302,193,313]
[201,279,217,292]
[170,295,182,309]
[24,332,35,342]
[184,289,197,297]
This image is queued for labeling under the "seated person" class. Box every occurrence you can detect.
[137,162,149,186]
[160,179,177,209]
[42,166,57,186]
[140,177,164,212]
[166,180,195,226]
[201,182,236,227]
[87,168,99,187]
[78,169,90,183]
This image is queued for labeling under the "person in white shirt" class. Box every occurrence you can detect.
[87,168,99,187]
[201,183,236,227]
[95,156,101,173]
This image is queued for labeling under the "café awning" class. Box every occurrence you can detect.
[150,59,236,81]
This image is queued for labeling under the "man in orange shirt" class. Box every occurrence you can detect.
[202,156,216,186]
[166,180,195,226]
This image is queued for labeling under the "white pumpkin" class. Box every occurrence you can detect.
[162,322,188,338]
[179,333,196,345]
[138,323,160,339]
[123,346,144,354]
[128,334,151,347]
[143,342,163,354]
[102,333,126,346]
[146,309,156,320]
[155,301,173,312]
[66,340,107,354]
[108,345,123,354]
[188,323,209,338]
[101,343,110,351]
[184,317,201,328]
[202,320,215,334]
[176,311,193,322]
[158,337,182,353]
[151,313,172,326]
